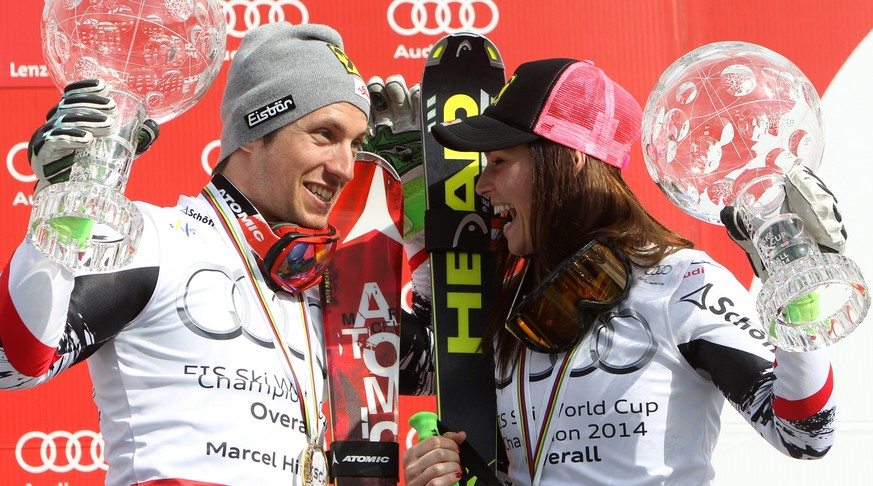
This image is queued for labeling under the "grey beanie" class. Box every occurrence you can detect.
[218,23,370,162]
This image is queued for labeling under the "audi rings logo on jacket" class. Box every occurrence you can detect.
[645,265,673,276]
[16,430,107,473]
[496,309,658,389]
[388,0,499,36]
[220,0,310,38]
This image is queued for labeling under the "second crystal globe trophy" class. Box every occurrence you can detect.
[641,41,869,351]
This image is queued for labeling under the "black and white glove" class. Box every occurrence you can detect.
[720,164,847,281]
[363,75,430,313]
[29,79,159,195]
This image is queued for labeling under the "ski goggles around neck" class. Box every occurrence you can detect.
[205,174,340,294]
[505,240,631,353]
[256,223,339,294]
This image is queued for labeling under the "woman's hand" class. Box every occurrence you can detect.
[402,430,467,486]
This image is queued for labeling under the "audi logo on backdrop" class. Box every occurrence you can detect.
[220,0,310,38]
[202,139,221,175]
[388,0,499,36]
[7,141,35,183]
[16,430,107,474]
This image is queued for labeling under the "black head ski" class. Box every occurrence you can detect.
[420,32,506,485]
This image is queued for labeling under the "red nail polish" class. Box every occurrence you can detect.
[455,472,463,479]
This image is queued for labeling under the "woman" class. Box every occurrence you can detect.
[403,58,836,485]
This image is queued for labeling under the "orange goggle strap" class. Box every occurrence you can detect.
[506,240,631,353]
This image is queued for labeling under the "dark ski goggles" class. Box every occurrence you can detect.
[505,240,631,353]
[257,224,339,294]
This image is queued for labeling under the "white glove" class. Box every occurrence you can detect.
[368,74,421,137]
[720,164,847,281]
[784,165,846,254]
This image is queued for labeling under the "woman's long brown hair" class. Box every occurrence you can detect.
[484,139,694,373]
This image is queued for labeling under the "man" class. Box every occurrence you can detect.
[0,22,429,485]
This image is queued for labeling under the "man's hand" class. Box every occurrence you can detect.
[29,79,159,196]
[364,75,424,240]
[363,75,431,313]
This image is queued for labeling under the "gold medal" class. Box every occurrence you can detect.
[301,441,328,486]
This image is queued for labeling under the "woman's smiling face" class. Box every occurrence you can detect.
[476,144,535,256]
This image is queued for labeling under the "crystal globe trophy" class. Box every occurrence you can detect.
[31,0,226,271]
[641,41,869,351]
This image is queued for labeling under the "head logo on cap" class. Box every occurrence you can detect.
[328,44,361,77]
[491,74,517,107]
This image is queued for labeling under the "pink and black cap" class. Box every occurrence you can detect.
[432,58,643,169]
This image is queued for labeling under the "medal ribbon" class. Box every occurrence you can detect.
[202,176,320,444]
[515,345,581,483]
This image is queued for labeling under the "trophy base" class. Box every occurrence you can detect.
[759,252,870,352]
[28,181,143,272]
